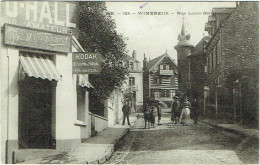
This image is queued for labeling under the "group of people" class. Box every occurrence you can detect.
[121,95,199,127]
[143,102,162,129]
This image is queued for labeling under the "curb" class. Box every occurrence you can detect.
[88,117,138,164]
[87,128,130,164]
[199,119,259,140]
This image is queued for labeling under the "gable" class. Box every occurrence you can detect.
[149,54,177,73]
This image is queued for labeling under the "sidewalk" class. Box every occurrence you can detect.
[21,116,137,164]
[199,118,259,140]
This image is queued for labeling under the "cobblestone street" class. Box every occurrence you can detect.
[107,115,259,164]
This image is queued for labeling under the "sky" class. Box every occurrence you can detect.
[106,1,236,63]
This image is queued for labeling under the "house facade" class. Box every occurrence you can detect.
[143,53,178,108]
[1,1,126,163]
[203,2,259,127]
[123,51,143,112]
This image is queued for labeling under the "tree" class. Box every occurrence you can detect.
[78,2,128,97]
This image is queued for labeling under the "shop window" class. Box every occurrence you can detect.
[77,85,85,121]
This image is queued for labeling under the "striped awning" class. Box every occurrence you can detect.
[78,74,94,89]
[19,53,61,81]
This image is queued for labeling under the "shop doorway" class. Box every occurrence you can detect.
[19,78,55,149]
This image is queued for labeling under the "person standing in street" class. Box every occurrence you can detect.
[122,99,131,126]
[192,98,199,124]
[157,102,162,125]
[179,96,192,126]
[171,96,181,124]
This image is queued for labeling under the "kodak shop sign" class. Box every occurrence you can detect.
[1,1,77,34]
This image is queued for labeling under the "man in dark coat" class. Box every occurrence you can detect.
[192,98,199,124]
[157,103,162,125]
[122,99,131,125]
[171,96,181,124]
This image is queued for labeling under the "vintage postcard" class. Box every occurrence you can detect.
[1,1,259,164]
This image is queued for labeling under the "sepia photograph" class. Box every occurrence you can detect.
[0,0,259,164]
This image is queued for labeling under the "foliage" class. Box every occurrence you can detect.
[78,2,128,97]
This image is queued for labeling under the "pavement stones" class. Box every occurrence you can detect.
[20,116,137,164]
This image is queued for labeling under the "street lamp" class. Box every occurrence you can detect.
[203,86,210,116]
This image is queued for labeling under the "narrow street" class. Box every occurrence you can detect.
[107,114,259,164]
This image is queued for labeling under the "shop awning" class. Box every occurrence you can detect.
[78,74,94,89]
[19,54,61,81]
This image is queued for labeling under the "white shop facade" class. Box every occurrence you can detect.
[1,2,94,163]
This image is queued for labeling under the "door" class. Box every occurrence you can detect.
[19,79,53,149]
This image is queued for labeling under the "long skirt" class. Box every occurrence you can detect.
[179,108,193,125]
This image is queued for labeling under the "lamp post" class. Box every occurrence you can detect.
[203,86,210,116]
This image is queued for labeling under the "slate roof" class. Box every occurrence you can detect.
[123,53,140,63]
[212,8,236,14]
[191,36,211,56]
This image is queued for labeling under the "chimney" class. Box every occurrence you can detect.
[143,53,148,71]
[132,50,136,59]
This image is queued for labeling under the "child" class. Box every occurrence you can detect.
[150,106,156,128]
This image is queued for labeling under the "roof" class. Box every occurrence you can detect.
[145,53,177,71]
[212,8,236,14]
[123,53,140,63]
[191,36,211,56]
[208,16,216,22]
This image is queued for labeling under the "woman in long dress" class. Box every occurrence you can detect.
[179,96,193,126]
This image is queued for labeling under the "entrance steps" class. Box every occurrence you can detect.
[14,149,60,163]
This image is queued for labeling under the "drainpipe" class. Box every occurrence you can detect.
[6,50,10,164]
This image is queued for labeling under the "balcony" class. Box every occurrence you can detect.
[158,97,174,102]
[159,70,174,75]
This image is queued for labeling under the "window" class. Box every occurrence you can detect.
[170,90,175,98]
[204,65,208,73]
[129,61,134,70]
[160,65,163,70]
[129,77,135,86]
[166,65,169,70]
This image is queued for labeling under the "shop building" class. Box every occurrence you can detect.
[1,1,96,163]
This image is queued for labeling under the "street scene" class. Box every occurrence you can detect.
[1,1,259,164]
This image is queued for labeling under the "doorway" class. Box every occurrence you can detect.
[19,78,55,149]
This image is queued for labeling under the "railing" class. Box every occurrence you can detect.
[89,112,108,133]
[159,70,174,75]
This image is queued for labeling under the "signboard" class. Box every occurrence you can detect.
[72,53,103,74]
[4,24,72,53]
[1,1,77,34]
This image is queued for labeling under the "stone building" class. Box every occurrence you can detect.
[143,53,178,108]
[174,20,194,95]
[123,51,143,112]
[204,2,259,127]
[189,36,211,102]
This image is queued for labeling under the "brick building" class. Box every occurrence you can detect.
[204,2,259,127]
